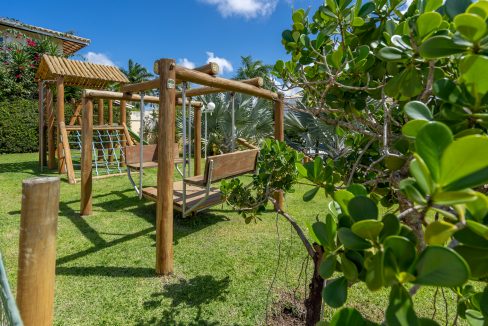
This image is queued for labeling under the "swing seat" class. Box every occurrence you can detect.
[125,144,183,169]
[141,149,260,216]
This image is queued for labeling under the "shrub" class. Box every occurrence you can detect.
[0,99,38,154]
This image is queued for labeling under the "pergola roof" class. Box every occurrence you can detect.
[36,55,129,89]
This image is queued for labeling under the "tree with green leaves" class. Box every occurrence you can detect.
[234,55,276,91]
[222,0,488,325]
[121,59,153,84]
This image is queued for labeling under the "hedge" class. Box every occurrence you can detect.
[0,99,39,154]
[0,99,126,154]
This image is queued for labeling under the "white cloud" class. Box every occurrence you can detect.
[206,52,233,74]
[178,58,196,69]
[83,52,116,66]
[201,0,278,19]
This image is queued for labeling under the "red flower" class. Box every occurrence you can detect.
[15,74,21,79]
[26,39,37,47]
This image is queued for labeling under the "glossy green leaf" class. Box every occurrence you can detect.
[334,190,354,215]
[351,220,384,240]
[454,13,487,42]
[365,251,384,291]
[303,186,320,202]
[322,276,348,308]
[329,308,366,326]
[338,228,373,250]
[320,254,337,279]
[414,246,470,286]
[465,310,485,326]
[423,0,443,12]
[312,222,330,246]
[384,236,416,271]
[453,227,488,249]
[419,36,469,59]
[455,245,488,279]
[460,55,488,99]
[467,1,488,20]
[405,101,433,121]
[324,214,337,250]
[347,184,368,196]
[399,178,427,205]
[432,190,478,205]
[425,221,457,245]
[379,214,401,241]
[466,220,488,240]
[416,122,453,181]
[377,46,407,61]
[402,120,429,138]
[409,155,434,195]
[440,135,488,191]
[352,17,365,27]
[340,254,359,281]
[480,287,488,318]
[466,192,488,222]
[347,196,378,221]
[417,12,442,38]
[385,285,419,326]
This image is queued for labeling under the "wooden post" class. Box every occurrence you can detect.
[108,100,114,162]
[38,81,47,168]
[120,100,127,167]
[56,77,66,174]
[273,93,285,209]
[16,177,60,326]
[194,106,202,176]
[156,58,176,275]
[60,122,76,184]
[81,97,93,216]
[97,99,104,161]
[47,87,56,169]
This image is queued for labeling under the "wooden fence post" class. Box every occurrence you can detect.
[56,77,65,174]
[194,106,202,176]
[16,177,60,326]
[273,92,285,209]
[156,58,176,275]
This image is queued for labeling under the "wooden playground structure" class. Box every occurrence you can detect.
[36,54,130,184]
[79,58,285,275]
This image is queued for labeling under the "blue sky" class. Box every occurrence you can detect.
[4,0,320,77]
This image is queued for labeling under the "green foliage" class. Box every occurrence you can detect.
[0,99,38,153]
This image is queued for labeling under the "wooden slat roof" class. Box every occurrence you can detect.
[36,54,129,89]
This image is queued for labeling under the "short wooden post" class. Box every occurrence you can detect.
[47,87,56,169]
[120,100,127,167]
[16,177,60,326]
[81,97,93,216]
[194,106,202,176]
[108,100,114,162]
[273,92,285,209]
[156,58,176,275]
[56,77,66,174]
[97,99,104,161]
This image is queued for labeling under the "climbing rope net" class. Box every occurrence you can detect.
[66,127,128,178]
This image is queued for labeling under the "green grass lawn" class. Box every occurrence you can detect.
[0,153,465,325]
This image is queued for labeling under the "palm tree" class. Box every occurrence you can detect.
[121,59,153,83]
[234,56,276,91]
[197,92,274,155]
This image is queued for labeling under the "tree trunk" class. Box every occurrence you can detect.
[305,244,324,326]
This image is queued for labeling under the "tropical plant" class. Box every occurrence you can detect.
[121,59,153,84]
[223,0,488,325]
[234,55,276,91]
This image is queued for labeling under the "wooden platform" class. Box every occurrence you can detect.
[141,181,222,213]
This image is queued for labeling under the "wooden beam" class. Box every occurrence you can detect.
[83,89,203,108]
[156,58,176,275]
[81,97,93,216]
[194,106,202,176]
[174,65,278,100]
[17,177,59,326]
[176,77,264,98]
[38,81,46,168]
[120,79,159,94]
[47,87,56,169]
[60,123,76,184]
[56,77,65,173]
[97,99,104,161]
[273,93,285,210]
[120,100,127,167]
[154,61,220,76]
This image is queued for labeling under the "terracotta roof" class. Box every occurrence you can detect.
[36,54,129,89]
[0,18,90,55]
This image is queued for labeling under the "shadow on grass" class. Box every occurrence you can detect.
[136,275,233,326]
[56,266,154,277]
[0,160,40,174]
